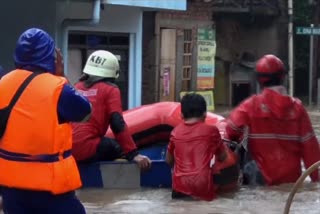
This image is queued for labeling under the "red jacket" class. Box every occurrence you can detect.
[225,87,320,185]
[167,121,224,201]
[72,81,136,161]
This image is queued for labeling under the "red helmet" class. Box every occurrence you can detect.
[255,54,285,85]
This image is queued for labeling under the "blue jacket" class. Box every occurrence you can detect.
[14,28,91,122]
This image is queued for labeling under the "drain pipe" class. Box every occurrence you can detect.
[61,0,101,76]
[288,0,294,96]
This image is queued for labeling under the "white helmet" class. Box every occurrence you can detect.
[83,50,120,78]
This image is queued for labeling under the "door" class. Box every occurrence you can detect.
[87,48,129,110]
[159,29,176,102]
[232,82,251,107]
[67,48,83,85]
[68,32,130,110]
[107,49,129,110]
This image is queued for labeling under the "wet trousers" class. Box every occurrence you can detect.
[80,137,123,163]
[2,187,86,214]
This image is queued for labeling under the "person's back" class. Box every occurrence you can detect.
[166,93,225,201]
[0,28,91,214]
[226,54,320,185]
[170,121,223,200]
[72,50,151,170]
[72,81,120,160]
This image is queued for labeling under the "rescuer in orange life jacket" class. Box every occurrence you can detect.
[225,54,320,186]
[0,28,92,213]
[71,50,151,170]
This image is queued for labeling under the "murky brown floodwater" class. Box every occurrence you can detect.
[77,110,320,214]
[78,184,320,214]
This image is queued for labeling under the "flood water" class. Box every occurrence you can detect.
[78,110,320,214]
[79,185,320,214]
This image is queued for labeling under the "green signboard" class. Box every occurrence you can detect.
[197,28,216,90]
[296,27,320,35]
[198,28,215,40]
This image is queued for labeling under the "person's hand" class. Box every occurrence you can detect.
[133,154,152,171]
[55,48,65,77]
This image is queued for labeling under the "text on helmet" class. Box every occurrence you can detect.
[90,55,107,66]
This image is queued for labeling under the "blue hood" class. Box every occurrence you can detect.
[14,28,55,73]
[0,66,5,78]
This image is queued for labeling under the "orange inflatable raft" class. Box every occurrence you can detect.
[106,102,226,147]
[104,102,240,190]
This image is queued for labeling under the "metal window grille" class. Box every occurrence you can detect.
[182,29,193,91]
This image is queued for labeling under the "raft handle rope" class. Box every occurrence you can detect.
[283,160,320,214]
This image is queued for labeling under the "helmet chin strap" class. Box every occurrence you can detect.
[115,70,120,79]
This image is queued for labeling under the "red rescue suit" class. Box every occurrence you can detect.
[168,121,224,201]
[72,81,136,161]
[226,87,320,185]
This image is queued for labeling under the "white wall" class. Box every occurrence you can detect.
[103,0,187,10]
[56,2,143,108]
[56,3,143,34]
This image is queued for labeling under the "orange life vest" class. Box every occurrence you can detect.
[0,69,82,194]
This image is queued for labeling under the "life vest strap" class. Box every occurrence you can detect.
[0,149,71,162]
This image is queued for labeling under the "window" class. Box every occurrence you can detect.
[182,29,193,91]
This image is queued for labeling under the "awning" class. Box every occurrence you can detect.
[102,0,187,11]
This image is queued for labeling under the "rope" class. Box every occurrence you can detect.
[283,160,320,214]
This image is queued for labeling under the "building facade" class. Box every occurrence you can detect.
[213,0,287,107]
[142,0,216,107]
[0,0,186,110]
[0,0,288,110]
[142,0,287,109]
